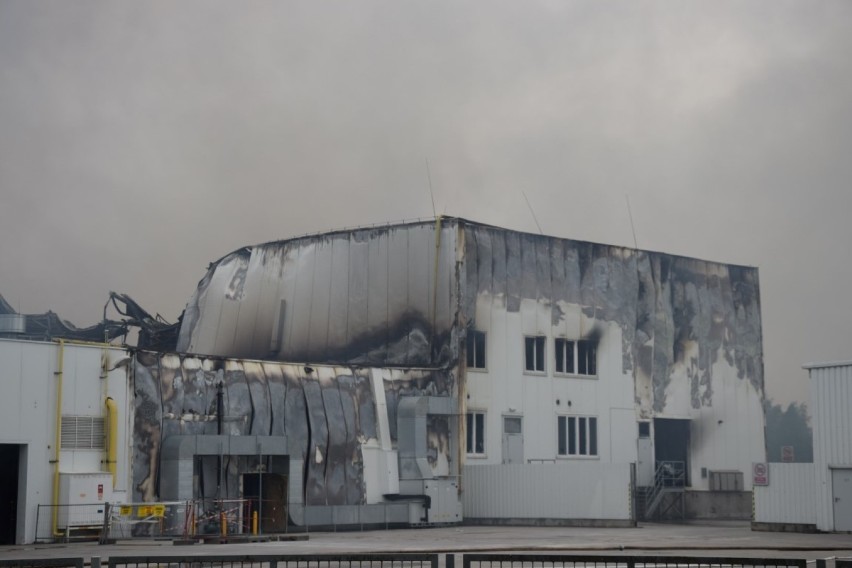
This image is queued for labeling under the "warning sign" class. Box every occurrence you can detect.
[753,462,769,486]
[782,446,795,463]
[136,504,166,518]
[119,505,133,516]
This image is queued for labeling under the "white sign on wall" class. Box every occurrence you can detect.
[753,462,769,486]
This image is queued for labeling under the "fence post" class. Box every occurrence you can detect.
[446,553,454,568]
[98,502,111,545]
[91,556,101,568]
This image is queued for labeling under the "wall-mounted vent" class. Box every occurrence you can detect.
[61,416,105,450]
[0,314,25,334]
[709,470,743,491]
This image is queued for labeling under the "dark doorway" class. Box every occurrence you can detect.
[0,445,21,544]
[243,473,288,533]
[654,418,690,486]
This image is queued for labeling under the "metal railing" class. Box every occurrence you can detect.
[107,554,440,568]
[1,554,827,568]
[643,461,686,520]
[462,554,808,568]
[0,560,84,568]
[34,503,109,542]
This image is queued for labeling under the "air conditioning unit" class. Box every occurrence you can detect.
[57,472,113,528]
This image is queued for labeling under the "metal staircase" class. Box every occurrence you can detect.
[642,460,686,521]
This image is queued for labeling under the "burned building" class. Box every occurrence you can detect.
[171,217,765,523]
[0,217,766,543]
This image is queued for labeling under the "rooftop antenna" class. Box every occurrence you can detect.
[426,158,437,219]
[625,194,639,249]
[522,191,544,235]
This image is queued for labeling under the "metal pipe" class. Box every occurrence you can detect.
[105,397,118,487]
[51,339,65,537]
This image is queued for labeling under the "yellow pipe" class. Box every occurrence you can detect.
[51,339,65,537]
[105,397,118,487]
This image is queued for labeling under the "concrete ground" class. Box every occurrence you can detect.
[2,522,851,562]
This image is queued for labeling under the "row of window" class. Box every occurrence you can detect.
[466,331,597,376]
[466,411,598,458]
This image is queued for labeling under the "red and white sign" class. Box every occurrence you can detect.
[781,446,795,463]
[98,483,104,501]
[753,462,769,486]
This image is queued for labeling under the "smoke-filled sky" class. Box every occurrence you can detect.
[2,1,851,406]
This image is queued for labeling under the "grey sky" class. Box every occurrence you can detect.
[2,1,850,405]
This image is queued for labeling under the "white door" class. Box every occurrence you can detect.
[502,416,523,464]
[832,468,852,531]
[637,422,653,487]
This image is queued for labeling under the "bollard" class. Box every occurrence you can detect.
[252,510,258,535]
[220,511,227,536]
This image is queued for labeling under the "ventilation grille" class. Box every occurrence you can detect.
[61,416,105,450]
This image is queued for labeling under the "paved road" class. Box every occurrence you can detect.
[2,522,851,561]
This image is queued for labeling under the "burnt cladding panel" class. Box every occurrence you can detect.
[282,367,308,460]
[535,236,552,300]
[346,234,370,359]
[433,224,458,359]
[213,252,252,357]
[231,248,266,357]
[365,232,390,364]
[387,228,412,366]
[252,247,287,359]
[302,377,329,505]
[651,256,675,412]
[224,362,252,436]
[307,239,334,357]
[562,242,582,305]
[275,244,299,358]
[519,233,538,300]
[188,253,241,355]
[159,354,183,438]
[490,229,507,299]
[549,238,566,324]
[287,242,317,359]
[463,227,479,322]
[263,363,287,437]
[180,357,210,436]
[132,352,163,502]
[337,373,366,504]
[201,359,225,435]
[476,228,494,296]
[505,231,522,312]
[319,369,347,506]
[326,236,352,351]
[243,362,272,435]
[407,224,433,322]
[634,252,657,381]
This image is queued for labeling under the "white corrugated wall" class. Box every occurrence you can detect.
[809,363,852,531]
[462,463,631,520]
[753,463,816,525]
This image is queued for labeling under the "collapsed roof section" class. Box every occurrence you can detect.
[0,291,179,351]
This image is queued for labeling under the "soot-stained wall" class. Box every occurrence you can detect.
[131,351,454,505]
[174,217,762,414]
[460,223,763,413]
[177,222,461,368]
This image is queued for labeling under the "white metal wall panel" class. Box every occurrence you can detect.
[0,339,131,544]
[753,463,817,524]
[809,363,852,531]
[462,463,631,520]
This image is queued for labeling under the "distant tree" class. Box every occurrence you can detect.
[763,399,813,462]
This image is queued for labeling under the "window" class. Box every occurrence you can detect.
[638,421,650,438]
[557,416,598,457]
[504,416,522,434]
[524,336,546,372]
[466,412,485,455]
[467,330,486,369]
[554,339,597,376]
